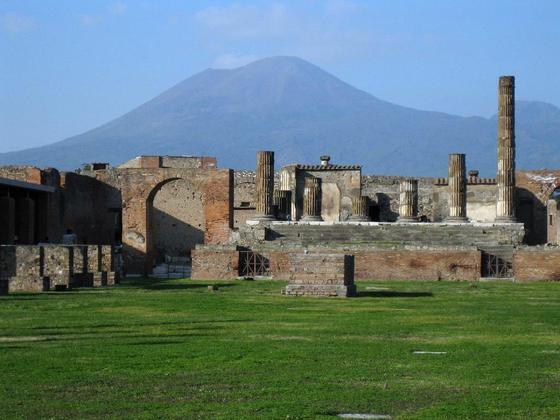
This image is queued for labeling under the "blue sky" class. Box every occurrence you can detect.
[1,0,559,153]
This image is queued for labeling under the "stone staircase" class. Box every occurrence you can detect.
[266,223,525,248]
[150,255,192,278]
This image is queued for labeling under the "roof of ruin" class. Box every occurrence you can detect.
[0,177,56,193]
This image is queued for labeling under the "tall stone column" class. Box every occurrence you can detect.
[398,179,419,222]
[349,196,369,221]
[0,195,16,244]
[302,177,322,221]
[496,76,516,222]
[273,190,291,220]
[446,154,468,223]
[254,151,275,221]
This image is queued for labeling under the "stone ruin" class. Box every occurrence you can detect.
[3,75,560,292]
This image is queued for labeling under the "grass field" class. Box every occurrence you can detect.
[1,278,560,419]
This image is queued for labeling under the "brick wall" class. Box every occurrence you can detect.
[513,249,560,282]
[191,247,239,280]
[191,246,481,281]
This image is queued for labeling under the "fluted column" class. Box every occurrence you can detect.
[273,190,291,220]
[254,151,275,221]
[446,154,468,223]
[496,76,516,222]
[349,196,369,221]
[302,178,322,221]
[398,179,418,222]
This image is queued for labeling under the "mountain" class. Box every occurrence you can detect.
[1,56,559,176]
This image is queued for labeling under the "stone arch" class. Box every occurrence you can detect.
[146,178,205,265]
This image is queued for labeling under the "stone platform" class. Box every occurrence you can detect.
[282,253,356,297]
[243,221,525,248]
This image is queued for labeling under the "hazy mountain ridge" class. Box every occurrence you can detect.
[1,56,559,176]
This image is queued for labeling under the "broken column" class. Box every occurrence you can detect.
[496,76,516,222]
[0,195,15,244]
[350,196,369,221]
[398,179,419,222]
[273,190,291,220]
[446,153,468,223]
[302,177,322,221]
[254,151,275,221]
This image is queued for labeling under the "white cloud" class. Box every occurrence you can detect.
[1,12,35,33]
[109,1,127,16]
[212,53,259,69]
[194,2,386,65]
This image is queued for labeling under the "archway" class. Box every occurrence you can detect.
[147,178,205,266]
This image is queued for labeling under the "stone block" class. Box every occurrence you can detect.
[282,253,356,297]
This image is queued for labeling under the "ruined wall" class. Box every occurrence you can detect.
[117,155,217,169]
[191,246,481,281]
[191,246,239,280]
[60,172,121,245]
[151,178,204,260]
[513,248,560,282]
[294,168,361,221]
[0,244,115,293]
[361,175,497,222]
[0,166,43,184]
[93,167,232,274]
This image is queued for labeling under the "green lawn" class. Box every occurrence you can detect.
[1,278,560,419]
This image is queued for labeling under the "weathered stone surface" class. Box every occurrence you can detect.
[302,177,322,221]
[496,76,516,222]
[398,179,418,222]
[282,253,356,297]
[273,190,291,220]
[191,246,239,280]
[446,154,468,222]
[0,245,114,293]
[254,151,275,220]
[350,196,369,221]
[513,248,560,282]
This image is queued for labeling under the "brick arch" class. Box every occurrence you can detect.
[146,177,205,265]
[119,169,232,274]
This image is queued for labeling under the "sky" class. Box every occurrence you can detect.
[1,0,560,153]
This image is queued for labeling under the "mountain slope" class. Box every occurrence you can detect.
[1,56,558,176]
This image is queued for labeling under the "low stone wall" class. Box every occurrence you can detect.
[0,245,116,294]
[283,253,356,297]
[513,248,560,282]
[351,249,481,281]
[191,245,482,281]
[191,246,239,280]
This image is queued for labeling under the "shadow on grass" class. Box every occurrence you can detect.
[357,290,433,298]
[122,277,238,291]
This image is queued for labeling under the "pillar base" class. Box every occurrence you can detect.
[397,216,418,223]
[252,214,276,222]
[494,216,516,223]
[301,215,323,222]
[445,216,469,224]
[348,215,369,222]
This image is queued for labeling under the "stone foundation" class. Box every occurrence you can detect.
[0,244,116,294]
[282,253,356,297]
